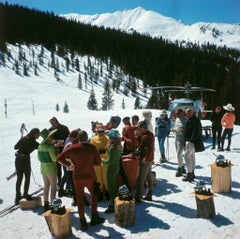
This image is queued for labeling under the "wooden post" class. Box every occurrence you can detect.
[19,196,42,209]
[195,194,216,219]
[43,209,72,239]
[114,197,135,227]
[210,163,232,193]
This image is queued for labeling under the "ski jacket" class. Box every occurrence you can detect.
[57,142,101,179]
[173,116,188,141]
[156,116,171,137]
[104,144,121,173]
[14,136,39,157]
[210,111,223,129]
[137,130,155,162]
[221,112,235,129]
[90,134,109,160]
[38,142,57,175]
[48,123,70,153]
[184,115,202,144]
[122,125,139,151]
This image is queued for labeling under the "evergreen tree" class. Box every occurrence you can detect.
[134,96,141,109]
[122,98,125,109]
[63,101,69,113]
[87,87,98,110]
[78,73,82,89]
[56,103,60,112]
[23,63,28,76]
[75,57,80,72]
[102,78,114,110]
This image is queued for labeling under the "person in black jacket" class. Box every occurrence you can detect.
[183,107,203,182]
[210,106,223,150]
[49,117,70,188]
[14,128,40,204]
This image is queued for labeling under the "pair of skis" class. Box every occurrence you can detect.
[0,187,43,218]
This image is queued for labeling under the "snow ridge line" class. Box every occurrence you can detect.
[0,187,44,218]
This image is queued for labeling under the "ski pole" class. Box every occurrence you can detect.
[166,136,169,161]
[6,171,17,181]
[31,169,41,187]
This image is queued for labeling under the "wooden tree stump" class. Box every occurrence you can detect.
[43,209,72,239]
[210,164,232,193]
[195,194,216,219]
[114,197,135,227]
[19,196,42,210]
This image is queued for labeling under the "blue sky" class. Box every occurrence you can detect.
[1,0,240,24]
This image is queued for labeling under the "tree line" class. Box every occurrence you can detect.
[0,2,240,122]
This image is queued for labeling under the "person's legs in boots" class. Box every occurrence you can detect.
[226,128,233,151]
[94,165,103,201]
[217,128,222,149]
[49,174,57,203]
[86,178,105,226]
[142,162,153,201]
[219,129,227,151]
[15,160,23,204]
[23,162,32,200]
[175,139,185,177]
[74,179,88,231]
[211,127,216,149]
[43,175,51,211]
[183,142,195,182]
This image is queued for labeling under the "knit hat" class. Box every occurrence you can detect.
[40,128,57,144]
[223,103,235,111]
[105,129,120,138]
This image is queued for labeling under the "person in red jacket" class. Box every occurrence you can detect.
[121,116,139,155]
[134,121,155,203]
[57,130,104,231]
[219,103,236,151]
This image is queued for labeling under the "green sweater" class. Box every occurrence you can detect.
[38,142,57,175]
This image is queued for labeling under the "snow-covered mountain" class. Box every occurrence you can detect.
[61,7,240,50]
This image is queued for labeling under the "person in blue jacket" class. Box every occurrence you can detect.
[155,110,171,163]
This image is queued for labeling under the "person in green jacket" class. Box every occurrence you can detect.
[104,129,122,213]
[38,128,58,211]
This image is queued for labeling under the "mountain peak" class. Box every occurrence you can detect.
[61,7,240,50]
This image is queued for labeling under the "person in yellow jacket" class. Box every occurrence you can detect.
[90,122,109,201]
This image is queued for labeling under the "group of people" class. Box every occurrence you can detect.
[171,102,236,182]
[13,113,155,231]
[13,103,236,230]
